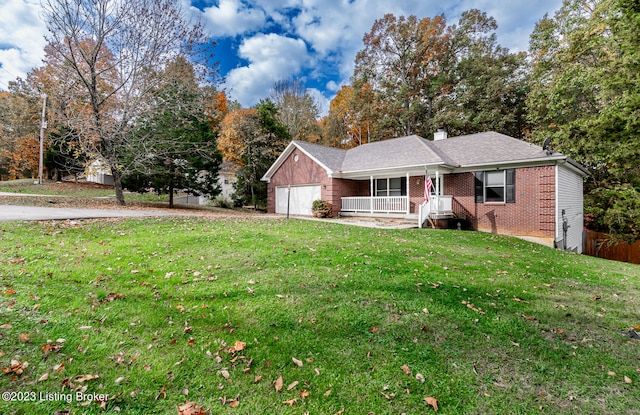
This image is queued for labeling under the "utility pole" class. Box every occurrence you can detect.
[38,94,47,185]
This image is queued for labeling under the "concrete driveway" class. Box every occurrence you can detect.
[0,204,192,221]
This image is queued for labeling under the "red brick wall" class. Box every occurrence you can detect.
[446,166,556,239]
[266,148,330,213]
[327,179,368,213]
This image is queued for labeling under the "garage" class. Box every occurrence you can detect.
[275,185,321,216]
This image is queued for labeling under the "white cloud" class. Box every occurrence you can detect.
[0,0,48,89]
[201,0,267,37]
[223,33,309,107]
[325,80,340,92]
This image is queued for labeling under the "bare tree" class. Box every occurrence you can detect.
[270,79,320,142]
[41,0,212,204]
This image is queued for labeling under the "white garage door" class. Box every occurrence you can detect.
[275,185,321,216]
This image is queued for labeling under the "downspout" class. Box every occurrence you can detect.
[555,164,560,248]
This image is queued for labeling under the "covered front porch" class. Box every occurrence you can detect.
[337,170,454,226]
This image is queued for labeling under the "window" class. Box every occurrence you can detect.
[375,177,407,196]
[475,169,515,203]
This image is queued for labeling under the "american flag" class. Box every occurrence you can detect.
[424,176,433,202]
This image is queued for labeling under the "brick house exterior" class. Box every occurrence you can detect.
[262,132,588,252]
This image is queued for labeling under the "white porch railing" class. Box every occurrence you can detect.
[418,195,454,228]
[341,196,409,214]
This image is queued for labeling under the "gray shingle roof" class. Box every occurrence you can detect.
[294,140,346,172]
[430,131,549,166]
[341,135,456,171]
[284,132,572,176]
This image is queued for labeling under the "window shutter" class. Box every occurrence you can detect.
[474,172,484,203]
[506,169,516,203]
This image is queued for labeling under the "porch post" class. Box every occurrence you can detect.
[435,169,440,215]
[406,172,410,214]
[369,176,374,214]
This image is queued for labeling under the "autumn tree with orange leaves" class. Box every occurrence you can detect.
[0,82,43,180]
[343,10,527,143]
[352,13,452,140]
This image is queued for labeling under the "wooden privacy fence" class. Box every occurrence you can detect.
[583,230,640,264]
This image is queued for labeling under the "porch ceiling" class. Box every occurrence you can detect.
[333,164,454,180]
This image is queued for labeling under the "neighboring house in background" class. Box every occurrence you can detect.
[174,162,238,206]
[261,131,589,253]
[217,161,238,201]
[86,159,114,186]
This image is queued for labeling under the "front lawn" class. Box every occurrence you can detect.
[0,217,638,414]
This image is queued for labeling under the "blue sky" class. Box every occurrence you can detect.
[1,0,563,114]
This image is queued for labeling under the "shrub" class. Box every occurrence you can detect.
[312,199,332,218]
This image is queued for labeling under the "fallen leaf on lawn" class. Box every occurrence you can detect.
[292,357,303,367]
[416,373,425,383]
[0,324,13,329]
[315,368,320,376]
[53,362,65,373]
[38,372,49,382]
[275,376,283,392]
[401,364,411,375]
[220,369,230,379]
[115,376,125,384]
[369,327,379,333]
[591,295,601,301]
[300,390,310,399]
[75,374,100,383]
[3,360,27,375]
[512,297,528,303]
[324,389,332,397]
[232,340,246,352]
[155,386,167,400]
[287,381,299,390]
[275,294,285,298]
[608,371,616,376]
[54,410,70,415]
[254,375,262,383]
[19,333,30,342]
[282,398,297,405]
[624,376,632,384]
[177,401,207,415]
[521,315,536,321]
[42,342,63,354]
[78,326,92,330]
[424,396,439,411]
[229,398,240,407]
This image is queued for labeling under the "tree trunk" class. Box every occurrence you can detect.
[111,168,126,206]
[169,182,174,208]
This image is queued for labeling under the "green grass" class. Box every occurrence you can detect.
[0,180,116,198]
[0,217,638,414]
[0,179,178,204]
